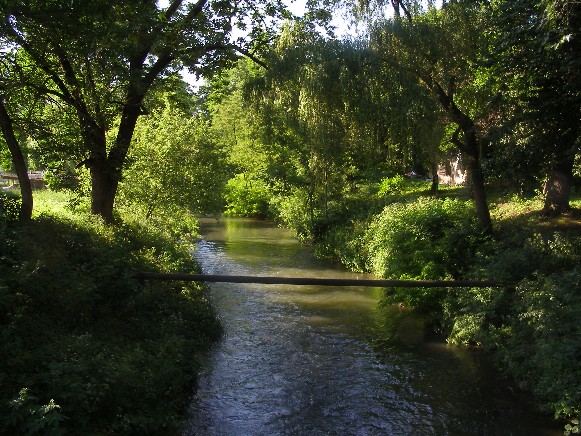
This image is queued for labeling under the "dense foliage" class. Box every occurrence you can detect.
[0,192,221,433]
[1,0,580,432]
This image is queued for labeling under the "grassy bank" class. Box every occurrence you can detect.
[270,180,581,432]
[0,190,221,434]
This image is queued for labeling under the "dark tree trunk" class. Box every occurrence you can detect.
[429,80,492,233]
[0,98,33,221]
[465,147,492,232]
[430,161,439,194]
[76,113,117,223]
[90,156,118,224]
[85,94,143,224]
[543,152,575,216]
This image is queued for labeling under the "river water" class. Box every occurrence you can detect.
[184,218,558,435]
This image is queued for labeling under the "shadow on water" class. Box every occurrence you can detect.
[184,218,560,435]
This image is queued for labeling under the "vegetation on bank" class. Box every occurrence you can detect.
[0,190,221,434]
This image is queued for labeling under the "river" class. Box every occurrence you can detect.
[183,218,559,435]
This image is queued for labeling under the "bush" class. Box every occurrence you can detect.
[224,173,271,217]
[443,231,581,428]
[377,175,406,196]
[0,192,221,434]
[365,197,483,281]
[269,188,313,241]
[499,270,581,424]
[0,191,20,223]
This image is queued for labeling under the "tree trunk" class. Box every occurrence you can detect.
[543,152,574,216]
[85,96,142,224]
[0,98,33,222]
[465,148,492,233]
[430,161,439,194]
[90,156,118,224]
[92,90,147,223]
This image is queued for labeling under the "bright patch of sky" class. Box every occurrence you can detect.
[156,1,357,87]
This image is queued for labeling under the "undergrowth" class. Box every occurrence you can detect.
[0,190,221,434]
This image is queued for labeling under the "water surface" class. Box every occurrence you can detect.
[184,218,558,435]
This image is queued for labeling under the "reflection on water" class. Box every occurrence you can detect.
[184,218,558,435]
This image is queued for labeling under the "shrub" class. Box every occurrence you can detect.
[498,270,581,426]
[224,173,271,217]
[365,197,483,281]
[377,175,406,196]
[361,198,485,313]
[269,188,313,241]
[0,191,20,223]
[443,232,581,428]
[0,192,221,433]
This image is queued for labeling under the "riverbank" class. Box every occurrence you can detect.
[0,191,221,434]
[268,182,581,432]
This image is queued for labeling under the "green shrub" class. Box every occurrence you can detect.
[377,175,406,196]
[224,173,271,217]
[361,198,485,313]
[443,232,581,428]
[2,388,65,435]
[0,192,221,433]
[444,286,511,346]
[269,188,313,241]
[0,191,20,223]
[314,219,369,272]
[498,270,581,425]
[365,197,483,281]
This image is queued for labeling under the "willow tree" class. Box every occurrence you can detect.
[248,23,367,234]
[0,0,289,223]
[338,0,494,232]
[243,20,447,234]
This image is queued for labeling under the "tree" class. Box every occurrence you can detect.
[118,98,228,225]
[0,94,32,221]
[491,0,581,215]
[340,0,495,232]
[251,24,361,231]
[0,0,289,223]
[0,54,43,222]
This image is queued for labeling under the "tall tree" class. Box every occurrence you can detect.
[340,0,495,232]
[491,0,581,215]
[0,0,288,222]
[0,94,32,221]
[0,55,40,222]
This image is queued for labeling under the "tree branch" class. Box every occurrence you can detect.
[143,53,174,89]
[185,0,208,22]
[2,20,76,106]
[450,126,465,149]
[231,44,269,69]
[164,0,184,20]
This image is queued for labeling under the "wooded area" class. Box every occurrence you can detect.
[1,0,580,433]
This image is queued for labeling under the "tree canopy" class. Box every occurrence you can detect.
[0,0,290,222]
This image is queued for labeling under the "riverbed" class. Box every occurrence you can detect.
[184,218,558,435]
